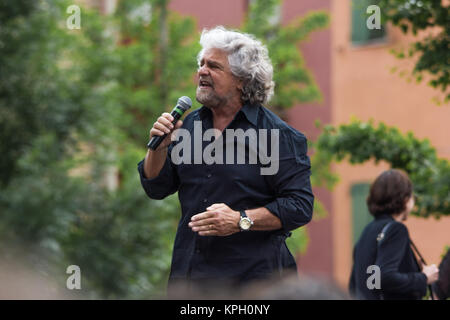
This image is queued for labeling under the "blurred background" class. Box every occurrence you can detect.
[0,0,448,299]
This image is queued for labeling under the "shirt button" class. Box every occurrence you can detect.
[203,199,207,203]
[195,249,201,254]
[207,174,212,178]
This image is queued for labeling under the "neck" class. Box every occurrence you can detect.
[209,101,243,131]
[392,212,405,222]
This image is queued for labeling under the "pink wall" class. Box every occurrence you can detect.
[283,0,333,278]
[169,0,247,29]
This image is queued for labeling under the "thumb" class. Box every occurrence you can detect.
[169,120,183,141]
[174,120,183,129]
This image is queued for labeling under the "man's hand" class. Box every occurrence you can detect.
[149,112,183,150]
[143,113,183,179]
[189,203,240,236]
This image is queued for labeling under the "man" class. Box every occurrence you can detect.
[138,26,314,295]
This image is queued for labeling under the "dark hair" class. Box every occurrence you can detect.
[433,248,450,300]
[367,169,413,217]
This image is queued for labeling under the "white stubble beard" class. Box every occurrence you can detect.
[196,86,223,109]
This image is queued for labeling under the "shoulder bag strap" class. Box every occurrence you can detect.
[410,239,435,300]
[374,221,394,300]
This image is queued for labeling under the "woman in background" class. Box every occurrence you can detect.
[349,169,439,300]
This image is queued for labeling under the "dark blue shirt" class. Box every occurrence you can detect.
[137,103,314,286]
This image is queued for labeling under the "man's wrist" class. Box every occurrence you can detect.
[238,209,254,231]
[148,145,168,153]
[234,210,241,232]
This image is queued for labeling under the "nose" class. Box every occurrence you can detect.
[197,64,210,76]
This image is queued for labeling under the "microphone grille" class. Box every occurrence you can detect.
[177,96,192,111]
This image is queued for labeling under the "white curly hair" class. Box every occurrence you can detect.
[197,26,275,105]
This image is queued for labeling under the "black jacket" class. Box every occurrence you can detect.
[349,215,427,300]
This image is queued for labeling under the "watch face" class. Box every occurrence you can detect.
[240,217,252,230]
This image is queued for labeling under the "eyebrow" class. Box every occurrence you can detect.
[200,58,224,70]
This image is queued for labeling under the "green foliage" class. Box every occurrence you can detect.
[244,0,330,112]
[442,246,450,259]
[0,0,187,298]
[113,0,201,143]
[314,119,450,218]
[1,0,80,186]
[0,145,180,298]
[286,227,309,255]
[0,0,330,297]
[378,0,450,102]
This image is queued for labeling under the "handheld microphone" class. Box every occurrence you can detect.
[147,96,192,150]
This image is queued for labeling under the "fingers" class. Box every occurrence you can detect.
[189,214,218,236]
[149,113,174,138]
[158,113,174,129]
[160,112,174,124]
[191,211,216,222]
[189,217,216,230]
[169,120,184,141]
[199,229,217,236]
[191,222,216,233]
[190,211,221,236]
[154,121,171,134]
[193,224,215,232]
[189,203,236,237]
[206,203,226,211]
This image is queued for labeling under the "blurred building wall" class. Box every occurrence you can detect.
[330,0,450,288]
[282,0,334,279]
[170,0,247,28]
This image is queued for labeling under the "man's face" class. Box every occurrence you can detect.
[196,48,242,109]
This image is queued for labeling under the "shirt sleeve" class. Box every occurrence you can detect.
[376,222,427,298]
[263,129,314,232]
[137,146,179,200]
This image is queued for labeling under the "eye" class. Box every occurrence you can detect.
[210,64,223,71]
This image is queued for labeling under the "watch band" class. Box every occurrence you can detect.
[240,210,247,218]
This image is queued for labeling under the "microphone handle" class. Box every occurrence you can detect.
[147,108,183,150]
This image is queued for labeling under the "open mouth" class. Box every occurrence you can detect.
[199,80,213,88]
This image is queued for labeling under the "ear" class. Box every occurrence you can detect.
[236,79,244,91]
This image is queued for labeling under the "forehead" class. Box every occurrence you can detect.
[200,48,229,66]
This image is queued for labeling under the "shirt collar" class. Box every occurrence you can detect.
[240,103,259,126]
[198,103,259,126]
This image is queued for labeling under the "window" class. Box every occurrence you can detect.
[351,183,373,245]
[351,0,386,46]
